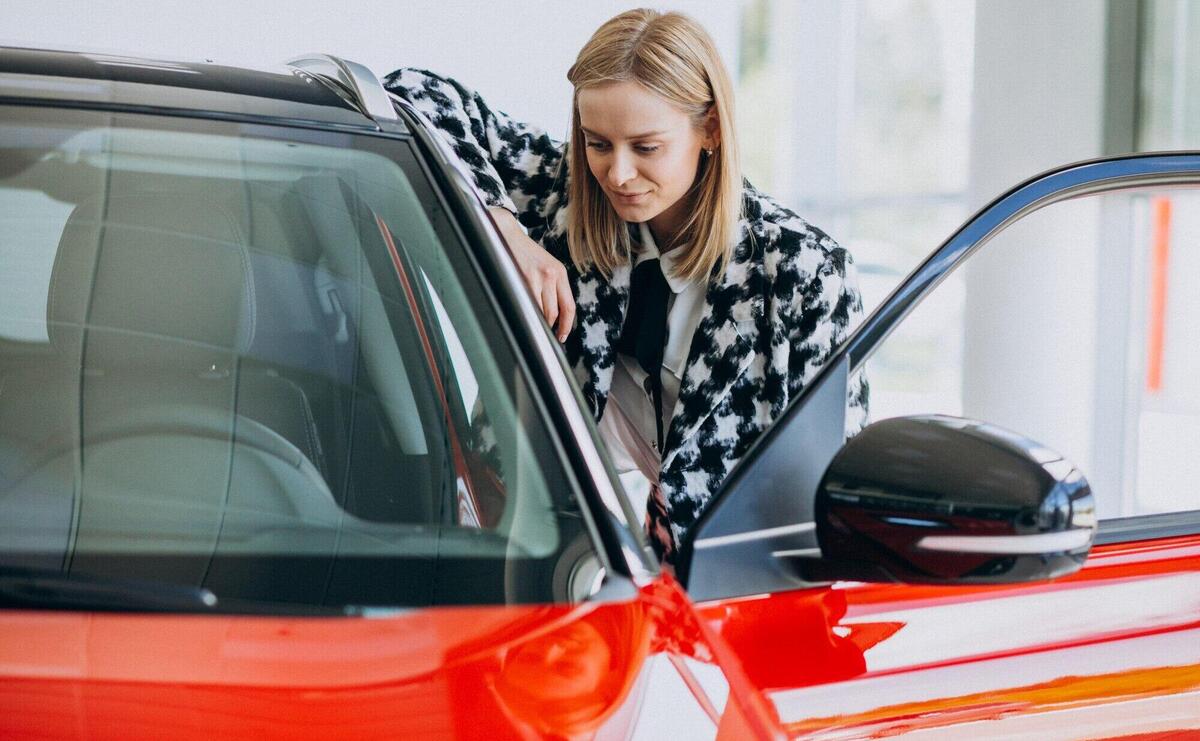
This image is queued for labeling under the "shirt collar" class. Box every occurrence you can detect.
[634,221,692,294]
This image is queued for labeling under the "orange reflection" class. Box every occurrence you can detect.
[491,604,651,739]
[785,663,1200,737]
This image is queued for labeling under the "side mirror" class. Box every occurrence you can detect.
[794,415,1096,585]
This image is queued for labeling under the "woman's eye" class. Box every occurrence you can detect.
[585,141,610,151]
[635,145,660,154]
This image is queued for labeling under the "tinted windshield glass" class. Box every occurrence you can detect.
[0,106,592,611]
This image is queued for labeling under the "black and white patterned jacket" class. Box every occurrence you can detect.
[384,68,869,557]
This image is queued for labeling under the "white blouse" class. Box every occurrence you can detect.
[598,222,708,518]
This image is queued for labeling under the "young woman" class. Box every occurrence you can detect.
[384,8,868,564]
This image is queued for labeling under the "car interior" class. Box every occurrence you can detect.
[0,110,584,610]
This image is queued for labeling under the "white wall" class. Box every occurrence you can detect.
[3,1,740,142]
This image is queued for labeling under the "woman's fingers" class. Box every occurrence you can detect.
[535,262,574,342]
[487,207,574,343]
[555,274,575,342]
[540,273,560,329]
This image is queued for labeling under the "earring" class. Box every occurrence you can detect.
[705,148,714,156]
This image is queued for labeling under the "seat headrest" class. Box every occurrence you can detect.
[47,192,256,369]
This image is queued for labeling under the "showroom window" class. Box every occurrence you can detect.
[738,0,975,422]
[738,0,975,315]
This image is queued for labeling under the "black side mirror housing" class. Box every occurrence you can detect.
[794,415,1096,585]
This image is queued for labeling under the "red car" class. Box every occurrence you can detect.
[0,48,1196,739]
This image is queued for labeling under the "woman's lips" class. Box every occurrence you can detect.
[613,191,649,204]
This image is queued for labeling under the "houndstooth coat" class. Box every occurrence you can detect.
[384,68,869,558]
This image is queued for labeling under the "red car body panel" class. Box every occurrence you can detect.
[2,538,1197,739]
[0,576,772,740]
[698,533,1200,738]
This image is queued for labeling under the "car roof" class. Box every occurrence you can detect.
[0,45,390,132]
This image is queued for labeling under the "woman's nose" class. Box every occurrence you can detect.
[607,150,637,188]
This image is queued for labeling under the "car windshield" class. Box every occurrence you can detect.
[0,106,591,611]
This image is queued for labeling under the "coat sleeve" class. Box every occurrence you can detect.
[381,67,566,233]
[787,233,870,439]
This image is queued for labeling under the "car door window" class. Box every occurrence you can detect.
[856,185,1200,522]
[0,106,596,610]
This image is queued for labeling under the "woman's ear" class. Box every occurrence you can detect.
[702,106,721,151]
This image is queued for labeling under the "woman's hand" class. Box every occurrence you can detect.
[489,207,576,343]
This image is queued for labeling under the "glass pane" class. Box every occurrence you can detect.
[737,0,975,314]
[1132,191,1200,514]
[1138,0,1200,150]
[848,0,975,198]
[858,185,1200,520]
[0,107,592,609]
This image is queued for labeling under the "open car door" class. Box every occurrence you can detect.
[681,153,1200,738]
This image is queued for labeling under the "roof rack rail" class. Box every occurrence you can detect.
[285,54,399,125]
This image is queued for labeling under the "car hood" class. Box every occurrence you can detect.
[0,600,653,739]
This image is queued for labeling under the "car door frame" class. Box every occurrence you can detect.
[680,151,1200,602]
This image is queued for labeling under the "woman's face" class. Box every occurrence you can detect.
[577,80,714,241]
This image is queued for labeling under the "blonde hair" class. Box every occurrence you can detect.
[565,8,743,282]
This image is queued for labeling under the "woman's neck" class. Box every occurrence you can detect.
[647,195,692,254]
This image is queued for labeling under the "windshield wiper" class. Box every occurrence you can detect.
[0,567,218,612]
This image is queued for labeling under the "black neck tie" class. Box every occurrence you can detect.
[617,257,671,451]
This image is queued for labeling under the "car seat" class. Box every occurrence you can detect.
[0,191,342,600]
